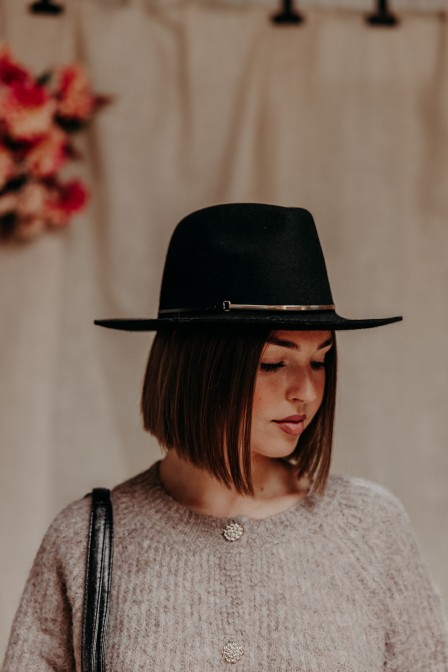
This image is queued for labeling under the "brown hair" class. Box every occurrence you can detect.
[141,326,337,496]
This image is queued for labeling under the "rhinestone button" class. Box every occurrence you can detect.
[221,640,244,663]
[222,521,244,542]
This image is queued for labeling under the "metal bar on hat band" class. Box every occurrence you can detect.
[222,302,335,312]
[158,302,335,314]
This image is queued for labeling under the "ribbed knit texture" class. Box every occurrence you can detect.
[2,461,448,671]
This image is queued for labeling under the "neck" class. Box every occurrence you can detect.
[158,449,310,518]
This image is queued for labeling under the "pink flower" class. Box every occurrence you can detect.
[0,81,56,140]
[0,142,15,190]
[0,46,30,88]
[45,179,89,227]
[23,126,67,177]
[55,65,95,121]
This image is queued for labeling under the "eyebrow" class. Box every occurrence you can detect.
[266,336,333,351]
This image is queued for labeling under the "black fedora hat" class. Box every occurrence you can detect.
[94,203,402,331]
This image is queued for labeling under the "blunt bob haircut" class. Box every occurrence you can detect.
[141,326,337,497]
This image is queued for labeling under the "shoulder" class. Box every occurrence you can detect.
[327,472,408,514]
[42,494,91,547]
[323,472,413,543]
[33,494,92,581]
[39,466,154,563]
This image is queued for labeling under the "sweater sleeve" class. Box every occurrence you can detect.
[1,498,90,672]
[381,494,448,671]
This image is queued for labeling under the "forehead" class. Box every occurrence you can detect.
[266,330,332,351]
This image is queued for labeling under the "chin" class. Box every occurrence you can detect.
[252,441,299,461]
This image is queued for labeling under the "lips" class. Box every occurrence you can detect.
[273,414,306,436]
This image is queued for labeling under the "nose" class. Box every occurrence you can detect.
[286,368,318,404]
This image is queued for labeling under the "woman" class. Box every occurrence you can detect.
[2,203,447,671]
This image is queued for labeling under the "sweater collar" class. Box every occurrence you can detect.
[137,460,340,550]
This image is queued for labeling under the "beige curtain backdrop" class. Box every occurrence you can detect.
[1,0,447,657]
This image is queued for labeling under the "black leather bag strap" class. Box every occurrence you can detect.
[82,488,114,672]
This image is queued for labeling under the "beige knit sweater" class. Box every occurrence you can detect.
[2,460,448,671]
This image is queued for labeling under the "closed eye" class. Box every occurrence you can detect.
[259,362,285,372]
[311,361,326,370]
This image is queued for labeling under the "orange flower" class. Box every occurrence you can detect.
[24,126,67,177]
[13,181,50,240]
[0,190,18,216]
[16,181,48,218]
[16,215,47,241]
[0,142,15,190]
[55,64,95,121]
[0,46,108,243]
[0,81,56,140]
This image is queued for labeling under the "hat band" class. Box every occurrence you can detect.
[222,301,335,312]
[159,301,336,315]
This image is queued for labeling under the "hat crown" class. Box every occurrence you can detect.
[158,203,333,313]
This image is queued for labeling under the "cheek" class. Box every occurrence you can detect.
[252,376,281,414]
[314,374,326,408]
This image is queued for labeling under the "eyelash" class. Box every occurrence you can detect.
[259,361,326,373]
[260,362,285,372]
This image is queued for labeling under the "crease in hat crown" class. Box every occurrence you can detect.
[94,203,402,331]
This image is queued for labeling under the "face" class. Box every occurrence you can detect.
[251,330,333,460]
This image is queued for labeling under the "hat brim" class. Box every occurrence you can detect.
[94,312,402,331]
